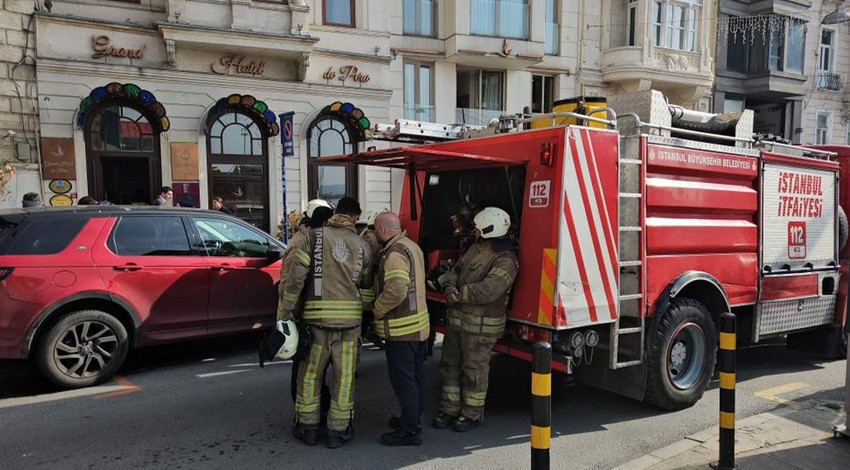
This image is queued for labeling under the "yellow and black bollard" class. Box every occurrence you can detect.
[711,312,737,470]
[531,341,551,470]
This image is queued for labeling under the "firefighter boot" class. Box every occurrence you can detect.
[326,424,354,449]
[292,423,319,446]
[431,412,457,429]
[451,416,480,433]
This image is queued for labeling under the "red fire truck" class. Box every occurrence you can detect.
[323,90,848,411]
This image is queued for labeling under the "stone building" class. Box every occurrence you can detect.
[714,0,850,145]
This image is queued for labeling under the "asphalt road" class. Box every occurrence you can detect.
[0,334,845,470]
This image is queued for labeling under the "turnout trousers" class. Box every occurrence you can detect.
[295,325,361,432]
[438,326,498,421]
[385,340,427,433]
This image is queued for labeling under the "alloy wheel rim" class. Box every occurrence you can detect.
[53,321,119,379]
[666,322,706,390]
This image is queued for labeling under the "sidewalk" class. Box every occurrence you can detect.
[614,398,850,470]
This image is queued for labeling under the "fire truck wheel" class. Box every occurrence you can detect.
[838,206,848,251]
[645,298,718,411]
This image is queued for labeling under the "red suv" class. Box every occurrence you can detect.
[0,206,283,388]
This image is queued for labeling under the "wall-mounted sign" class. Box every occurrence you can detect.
[41,138,76,180]
[171,143,199,181]
[322,65,371,85]
[50,194,74,206]
[49,179,72,194]
[91,35,146,59]
[211,56,266,77]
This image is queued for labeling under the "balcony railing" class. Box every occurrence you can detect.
[545,21,559,55]
[403,105,435,123]
[455,108,504,126]
[403,0,437,38]
[470,0,529,40]
[817,72,843,92]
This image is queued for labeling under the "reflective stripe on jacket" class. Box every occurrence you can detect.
[442,239,518,338]
[279,214,372,329]
[373,231,430,342]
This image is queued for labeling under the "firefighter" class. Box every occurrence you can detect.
[433,207,519,432]
[278,199,334,407]
[278,197,372,449]
[371,212,430,446]
[360,209,387,346]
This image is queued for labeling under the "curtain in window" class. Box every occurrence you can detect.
[326,0,352,25]
[787,20,805,74]
[471,0,496,36]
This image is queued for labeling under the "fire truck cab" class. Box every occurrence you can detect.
[323,90,848,411]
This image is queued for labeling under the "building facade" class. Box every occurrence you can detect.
[5,0,583,232]
[714,0,850,145]
[5,1,848,219]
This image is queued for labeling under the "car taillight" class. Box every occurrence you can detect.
[0,267,14,281]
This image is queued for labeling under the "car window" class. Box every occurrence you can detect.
[192,217,270,258]
[109,216,192,256]
[3,218,87,255]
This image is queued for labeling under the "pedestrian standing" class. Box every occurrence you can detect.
[22,192,42,207]
[278,196,372,449]
[212,196,233,215]
[433,207,518,432]
[371,212,429,446]
[153,186,173,206]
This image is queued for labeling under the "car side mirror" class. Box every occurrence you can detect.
[267,245,284,261]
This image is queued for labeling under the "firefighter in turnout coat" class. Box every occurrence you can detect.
[278,197,372,449]
[371,212,430,446]
[433,207,518,432]
[278,199,333,406]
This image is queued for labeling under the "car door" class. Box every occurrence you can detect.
[91,215,209,345]
[188,215,281,335]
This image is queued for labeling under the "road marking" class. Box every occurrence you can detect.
[94,375,140,399]
[196,370,250,378]
[0,384,128,409]
[228,361,289,368]
[754,382,808,404]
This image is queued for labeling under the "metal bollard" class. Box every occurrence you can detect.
[531,342,552,470]
[711,312,737,470]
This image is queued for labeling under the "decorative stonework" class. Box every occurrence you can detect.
[654,52,698,72]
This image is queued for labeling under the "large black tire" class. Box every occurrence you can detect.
[645,298,718,411]
[36,310,129,389]
[839,206,848,251]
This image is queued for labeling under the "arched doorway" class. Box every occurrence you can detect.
[205,94,279,232]
[79,83,170,205]
[307,101,371,205]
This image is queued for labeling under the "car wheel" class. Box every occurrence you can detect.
[36,310,129,389]
[644,298,718,411]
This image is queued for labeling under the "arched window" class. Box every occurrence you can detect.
[207,110,269,231]
[308,117,357,204]
[85,102,161,205]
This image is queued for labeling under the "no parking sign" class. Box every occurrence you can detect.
[281,112,295,157]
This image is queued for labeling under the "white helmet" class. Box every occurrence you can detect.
[305,199,333,218]
[367,208,389,227]
[474,207,511,239]
[274,320,300,361]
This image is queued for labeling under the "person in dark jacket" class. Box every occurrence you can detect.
[22,192,42,207]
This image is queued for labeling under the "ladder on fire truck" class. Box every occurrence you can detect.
[611,141,646,369]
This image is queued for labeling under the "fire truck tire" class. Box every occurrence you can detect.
[838,206,848,251]
[644,298,718,411]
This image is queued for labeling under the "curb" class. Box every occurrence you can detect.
[611,401,822,470]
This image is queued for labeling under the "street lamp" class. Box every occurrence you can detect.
[822,1,850,24]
